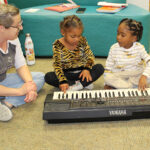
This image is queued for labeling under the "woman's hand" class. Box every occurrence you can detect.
[59,83,69,93]
[138,75,147,90]
[24,90,38,103]
[19,81,37,95]
[79,70,92,82]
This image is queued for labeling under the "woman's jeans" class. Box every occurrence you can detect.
[0,72,45,107]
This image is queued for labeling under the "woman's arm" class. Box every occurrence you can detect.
[0,82,35,96]
[16,65,32,82]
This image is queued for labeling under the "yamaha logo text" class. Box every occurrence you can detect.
[109,109,127,116]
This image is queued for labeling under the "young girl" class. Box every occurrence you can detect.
[45,15,104,93]
[104,18,150,90]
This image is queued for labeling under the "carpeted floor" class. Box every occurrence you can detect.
[1,58,150,150]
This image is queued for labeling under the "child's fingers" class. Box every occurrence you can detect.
[79,73,83,78]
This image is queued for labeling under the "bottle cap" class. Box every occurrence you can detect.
[25,33,30,37]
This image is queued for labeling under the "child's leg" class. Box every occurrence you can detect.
[80,64,104,87]
[45,64,104,90]
[104,70,143,89]
[105,73,133,89]
[45,72,59,87]
[1,72,44,107]
[45,71,82,87]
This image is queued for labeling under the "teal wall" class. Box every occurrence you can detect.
[8,0,126,9]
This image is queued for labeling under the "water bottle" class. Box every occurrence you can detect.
[25,33,35,65]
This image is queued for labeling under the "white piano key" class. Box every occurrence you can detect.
[145,90,149,96]
[73,91,77,99]
[137,90,142,96]
[95,91,100,98]
[59,92,63,99]
[121,91,128,97]
[141,90,146,96]
[67,91,73,99]
[130,89,136,96]
[100,91,105,98]
[109,91,115,98]
[82,91,87,99]
[53,92,59,100]
[84,91,89,99]
[144,90,148,96]
[113,90,119,97]
[111,90,116,98]
[91,90,96,98]
[129,90,134,97]
[89,91,93,98]
[87,91,92,99]
[76,91,82,99]
[75,91,81,100]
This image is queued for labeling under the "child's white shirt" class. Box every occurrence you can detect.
[105,42,150,77]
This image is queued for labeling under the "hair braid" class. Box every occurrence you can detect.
[119,18,143,41]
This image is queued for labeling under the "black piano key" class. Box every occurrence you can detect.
[72,93,74,99]
[62,93,64,99]
[109,92,111,98]
[118,91,121,97]
[105,92,107,98]
[95,92,98,99]
[66,93,68,99]
[82,93,84,99]
[141,90,144,96]
[132,91,135,97]
[76,93,78,99]
[122,92,125,97]
[58,93,61,99]
[90,92,92,98]
[128,91,131,97]
[135,91,138,96]
[86,93,88,99]
[113,92,115,97]
[99,92,102,98]
[145,90,148,96]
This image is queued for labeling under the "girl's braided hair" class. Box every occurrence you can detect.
[119,18,143,41]
[60,15,83,31]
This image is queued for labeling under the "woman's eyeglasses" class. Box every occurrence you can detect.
[9,20,23,30]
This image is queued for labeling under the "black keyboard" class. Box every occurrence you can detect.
[43,89,150,123]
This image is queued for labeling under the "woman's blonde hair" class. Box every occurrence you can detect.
[0,4,19,28]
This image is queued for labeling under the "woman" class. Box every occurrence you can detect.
[0,4,44,121]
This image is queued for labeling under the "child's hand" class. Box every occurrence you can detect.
[59,83,69,93]
[138,75,147,90]
[79,70,92,82]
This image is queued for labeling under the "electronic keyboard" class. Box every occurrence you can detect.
[43,88,150,123]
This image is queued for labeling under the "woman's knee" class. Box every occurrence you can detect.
[31,72,45,91]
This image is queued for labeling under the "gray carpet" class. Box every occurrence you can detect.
[1,58,150,150]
